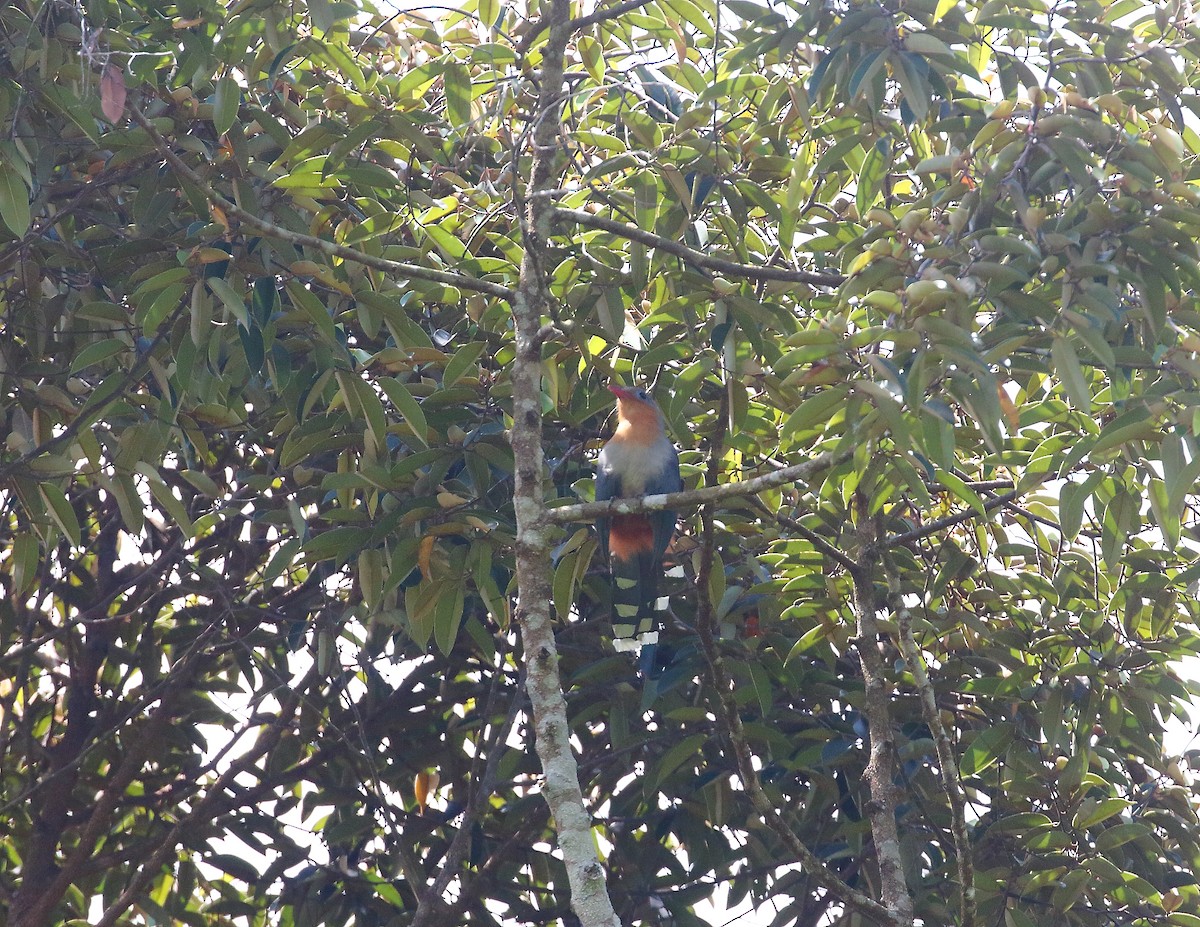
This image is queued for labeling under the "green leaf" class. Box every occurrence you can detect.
[70,339,128,373]
[960,722,1014,777]
[553,546,581,622]
[310,0,336,32]
[379,377,429,448]
[652,733,708,789]
[209,852,260,883]
[478,0,500,29]
[1050,867,1090,912]
[140,282,187,336]
[578,35,604,83]
[847,49,885,100]
[38,483,81,547]
[0,162,30,238]
[935,469,986,516]
[336,371,388,457]
[444,62,472,130]
[405,579,440,649]
[286,279,338,345]
[659,0,715,38]
[932,0,956,22]
[110,472,144,534]
[1072,797,1130,830]
[1094,821,1152,852]
[443,342,485,388]
[252,277,278,326]
[1058,470,1104,542]
[896,53,932,122]
[305,527,372,566]
[263,538,303,585]
[780,386,848,446]
[10,532,40,597]
[207,277,250,328]
[856,138,890,216]
[990,812,1053,833]
[1149,477,1179,549]
[146,478,194,537]
[706,550,725,615]
[213,77,240,136]
[904,32,956,58]
[433,577,466,655]
[1051,336,1091,413]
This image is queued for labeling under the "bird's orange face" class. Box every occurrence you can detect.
[608,385,661,435]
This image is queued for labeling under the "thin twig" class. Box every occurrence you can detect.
[885,490,1021,548]
[411,660,527,926]
[756,499,858,574]
[555,207,845,287]
[515,0,654,54]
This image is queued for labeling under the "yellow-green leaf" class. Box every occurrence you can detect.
[39,483,81,547]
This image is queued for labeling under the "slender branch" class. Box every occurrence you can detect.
[515,0,653,54]
[889,582,975,927]
[127,105,514,301]
[10,692,180,927]
[555,207,845,287]
[570,0,654,31]
[884,489,1020,548]
[755,499,859,574]
[848,510,914,926]
[508,1,621,924]
[544,446,854,524]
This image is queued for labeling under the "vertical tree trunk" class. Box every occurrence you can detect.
[508,3,622,925]
[851,509,914,926]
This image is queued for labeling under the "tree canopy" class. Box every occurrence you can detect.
[4,0,1200,924]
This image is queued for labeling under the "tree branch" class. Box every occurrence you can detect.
[0,300,188,482]
[570,0,654,31]
[891,589,975,927]
[554,206,845,287]
[755,499,859,574]
[411,661,527,927]
[128,105,514,301]
[884,489,1020,548]
[544,447,854,524]
[515,0,654,55]
[10,691,180,927]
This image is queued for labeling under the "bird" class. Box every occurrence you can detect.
[595,384,682,652]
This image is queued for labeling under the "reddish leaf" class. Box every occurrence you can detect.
[100,65,126,123]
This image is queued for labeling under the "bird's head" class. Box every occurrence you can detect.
[608,384,663,432]
[608,384,656,404]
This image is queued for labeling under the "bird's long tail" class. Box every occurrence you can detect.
[609,515,661,650]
